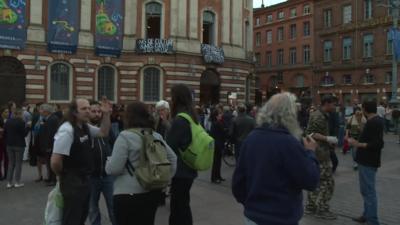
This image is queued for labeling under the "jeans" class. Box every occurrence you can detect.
[245,217,258,225]
[358,165,380,225]
[6,146,24,184]
[89,176,116,225]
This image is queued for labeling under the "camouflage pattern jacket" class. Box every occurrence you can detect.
[306,110,331,162]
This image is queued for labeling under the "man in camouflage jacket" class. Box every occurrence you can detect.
[305,96,338,220]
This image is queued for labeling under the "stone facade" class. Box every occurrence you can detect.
[0,0,255,106]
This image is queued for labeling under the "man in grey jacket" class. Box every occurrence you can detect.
[229,104,256,160]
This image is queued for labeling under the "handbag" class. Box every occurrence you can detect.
[43,182,63,225]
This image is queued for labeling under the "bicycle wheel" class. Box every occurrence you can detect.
[222,143,236,167]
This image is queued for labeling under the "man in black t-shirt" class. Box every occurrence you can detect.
[348,101,384,225]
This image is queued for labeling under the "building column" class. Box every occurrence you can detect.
[27,0,45,42]
[123,0,137,51]
[79,0,93,47]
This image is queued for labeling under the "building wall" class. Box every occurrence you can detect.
[0,0,255,105]
[313,0,396,105]
[253,0,314,103]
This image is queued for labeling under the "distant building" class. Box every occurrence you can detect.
[253,0,314,105]
[254,0,399,106]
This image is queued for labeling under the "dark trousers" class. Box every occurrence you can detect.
[234,141,242,161]
[60,174,91,225]
[169,178,194,225]
[0,141,8,178]
[46,152,56,182]
[330,150,338,173]
[114,191,162,225]
[211,143,223,181]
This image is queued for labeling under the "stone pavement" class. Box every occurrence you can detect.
[0,135,399,225]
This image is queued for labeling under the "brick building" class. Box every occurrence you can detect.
[254,0,400,106]
[313,0,397,106]
[0,0,255,107]
[253,0,314,104]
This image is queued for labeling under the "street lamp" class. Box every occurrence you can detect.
[378,0,400,105]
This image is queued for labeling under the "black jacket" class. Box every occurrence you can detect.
[91,130,115,178]
[356,116,384,168]
[4,118,29,147]
[166,116,197,179]
[229,113,256,143]
[36,114,61,154]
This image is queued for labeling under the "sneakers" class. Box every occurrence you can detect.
[304,206,316,215]
[14,183,24,188]
[6,183,13,188]
[315,210,338,220]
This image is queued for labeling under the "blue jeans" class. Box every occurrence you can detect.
[89,176,117,225]
[358,165,380,225]
[245,217,258,225]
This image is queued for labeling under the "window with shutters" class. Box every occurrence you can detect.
[97,66,116,101]
[363,34,374,58]
[324,41,333,62]
[142,67,162,102]
[49,63,71,102]
[343,37,352,60]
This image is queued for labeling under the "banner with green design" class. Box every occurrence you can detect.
[0,0,26,49]
[95,0,123,57]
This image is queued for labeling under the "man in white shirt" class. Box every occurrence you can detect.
[51,98,111,225]
[377,102,385,119]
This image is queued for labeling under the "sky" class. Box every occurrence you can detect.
[253,0,287,8]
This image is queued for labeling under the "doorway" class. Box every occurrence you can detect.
[200,69,220,105]
[0,57,26,106]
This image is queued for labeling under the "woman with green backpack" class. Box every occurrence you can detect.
[167,84,200,225]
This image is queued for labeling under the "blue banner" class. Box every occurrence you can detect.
[47,0,79,54]
[0,0,27,50]
[390,27,400,61]
[95,0,123,57]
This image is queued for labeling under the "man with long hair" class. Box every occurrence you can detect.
[51,98,112,225]
[232,92,320,225]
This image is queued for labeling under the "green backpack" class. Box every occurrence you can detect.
[177,113,215,171]
[126,129,172,190]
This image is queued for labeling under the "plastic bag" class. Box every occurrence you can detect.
[43,182,63,225]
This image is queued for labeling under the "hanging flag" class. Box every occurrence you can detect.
[47,0,79,54]
[0,0,27,50]
[390,27,400,61]
[95,0,123,57]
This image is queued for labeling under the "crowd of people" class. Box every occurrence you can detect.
[0,85,387,225]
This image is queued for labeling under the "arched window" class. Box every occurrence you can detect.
[142,67,161,102]
[146,2,162,39]
[97,66,116,101]
[296,75,305,88]
[202,11,215,45]
[49,63,71,101]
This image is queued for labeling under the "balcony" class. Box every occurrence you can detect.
[201,44,225,64]
[136,39,174,54]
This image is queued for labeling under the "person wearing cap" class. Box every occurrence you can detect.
[155,100,171,139]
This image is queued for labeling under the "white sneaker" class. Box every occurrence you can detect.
[6,183,13,188]
[14,183,24,188]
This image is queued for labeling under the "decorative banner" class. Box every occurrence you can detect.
[95,0,123,57]
[201,44,225,64]
[47,0,79,54]
[136,39,174,54]
[0,0,26,50]
[390,27,400,61]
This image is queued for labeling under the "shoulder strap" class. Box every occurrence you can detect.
[177,112,194,125]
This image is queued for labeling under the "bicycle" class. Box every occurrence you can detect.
[222,142,236,167]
